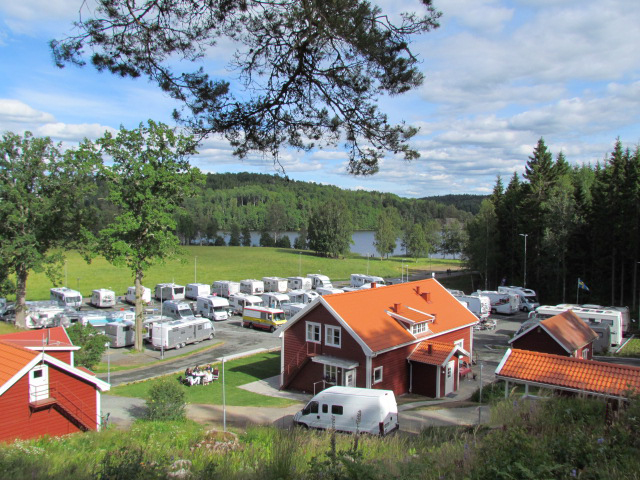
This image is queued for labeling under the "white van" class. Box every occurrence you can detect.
[186,283,211,300]
[472,290,518,315]
[294,386,399,435]
[162,300,196,320]
[229,293,264,315]
[316,287,344,296]
[261,292,291,309]
[288,289,319,304]
[350,274,386,288]
[155,283,185,301]
[240,279,265,295]
[90,289,116,308]
[211,280,240,298]
[307,274,333,289]
[262,277,289,293]
[498,286,539,312]
[50,287,83,309]
[287,276,312,291]
[125,286,152,306]
[196,295,229,321]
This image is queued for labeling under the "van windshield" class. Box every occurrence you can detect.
[67,296,81,304]
[302,401,319,415]
[274,312,286,321]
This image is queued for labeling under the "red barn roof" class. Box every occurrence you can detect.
[509,311,598,353]
[408,341,469,366]
[0,326,78,350]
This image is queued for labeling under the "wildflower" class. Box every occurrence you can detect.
[597,438,604,444]
[571,469,577,477]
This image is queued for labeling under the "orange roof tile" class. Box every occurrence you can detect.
[0,326,75,349]
[496,349,640,398]
[0,341,39,386]
[322,279,478,353]
[540,311,598,352]
[408,341,457,366]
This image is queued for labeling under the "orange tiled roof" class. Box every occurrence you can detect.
[408,341,457,366]
[0,326,75,349]
[322,279,478,353]
[0,341,39,387]
[496,349,640,398]
[540,311,598,352]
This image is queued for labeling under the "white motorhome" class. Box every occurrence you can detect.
[498,286,539,312]
[90,289,116,308]
[288,289,319,304]
[185,283,211,300]
[151,317,215,350]
[162,300,196,320]
[125,286,152,305]
[448,290,491,319]
[240,279,265,295]
[307,274,333,290]
[294,386,399,435]
[472,290,518,315]
[261,292,291,309]
[317,287,344,296]
[142,315,173,342]
[282,303,306,318]
[350,274,386,288]
[287,276,312,291]
[262,277,289,293]
[196,295,229,321]
[154,283,186,301]
[105,320,135,348]
[211,280,240,298]
[50,287,83,309]
[229,293,264,315]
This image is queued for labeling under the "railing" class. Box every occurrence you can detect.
[282,341,320,389]
[29,382,97,431]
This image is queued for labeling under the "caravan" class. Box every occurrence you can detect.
[125,286,152,305]
[151,317,215,350]
[350,274,386,288]
[472,290,518,315]
[240,279,265,295]
[212,280,241,298]
[498,286,539,312]
[196,295,230,321]
[50,287,83,309]
[261,292,291,309]
[242,306,287,332]
[316,287,344,296]
[186,283,211,300]
[262,277,289,293]
[288,289,319,305]
[142,315,173,343]
[294,386,399,435]
[155,283,185,301]
[229,293,264,315]
[448,290,490,319]
[287,276,312,291]
[90,289,116,308]
[105,320,135,348]
[307,274,333,289]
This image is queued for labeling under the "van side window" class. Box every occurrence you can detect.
[322,404,328,413]
[331,405,343,415]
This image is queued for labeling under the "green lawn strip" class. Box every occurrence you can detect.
[614,338,640,358]
[92,341,224,373]
[0,322,21,335]
[109,351,297,408]
[16,246,463,301]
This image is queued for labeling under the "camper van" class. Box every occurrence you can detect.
[105,320,135,348]
[261,292,291,309]
[125,286,152,306]
[162,300,196,320]
[89,289,116,308]
[288,289,319,304]
[50,287,83,309]
[212,280,241,298]
[316,287,345,296]
[262,277,289,293]
[242,306,287,332]
[154,283,186,302]
[287,276,312,291]
[472,290,519,315]
[448,290,491,319]
[196,295,229,321]
[142,315,173,343]
[185,283,211,300]
[240,279,265,295]
[294,386,399,435]
[307,274,333,290]
[498,286,539,312]
[229,293,264,315]
[350,274,386,288]
[151,317,215,350]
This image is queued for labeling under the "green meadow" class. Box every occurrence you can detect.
[18,246,462,301]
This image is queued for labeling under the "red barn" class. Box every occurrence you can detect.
[279,279,477,398]
[509,311,598,359]
[0,327,80,365]
[0,329,110,443]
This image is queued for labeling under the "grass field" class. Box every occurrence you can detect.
[615,338,640,358]
[110,351,297,407]
[15,246,463,301]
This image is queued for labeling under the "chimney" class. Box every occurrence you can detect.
[394,303,401,313]
[416,285,421,295]
[422,292,431,303]
[427,344,432,355]
[371,282,377,289]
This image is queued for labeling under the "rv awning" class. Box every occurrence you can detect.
[311,355,359,370]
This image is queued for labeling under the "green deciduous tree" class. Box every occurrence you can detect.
[403,223,429,260]
[308,202,353,258]
[66,324,109,370]
[52,0,441,175]
[0,132,99,328]
[229,222,241,246]
[97,121,204,351]
[374,208,400,259]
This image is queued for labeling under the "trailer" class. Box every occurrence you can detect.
[242,306,287,332]
[105,320,135,348]
[287,289,319,304]
[185,283,211,300]
[151,317,215,350]
[211,280,240,298]
[472,290,519,315]
[90,289,116,308]
[154,283,186,301]
[287,276,312,291]
[498,286,540,312]
[240,279,265,295]
[316,287,344,296]
[262,277,289,293]
[448,290,491,319]
[350,274,386,288]
[50,287,83,309]
[307,274,333,289]
[125,286,152,305]
[261,292,291,309]
[196,295,229,321]
[229,293,264,315]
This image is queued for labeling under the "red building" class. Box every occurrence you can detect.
[0,328,110,443]
[509,311,598,359]
[279,279,477,398]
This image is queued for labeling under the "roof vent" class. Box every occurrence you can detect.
[427,344,433,355]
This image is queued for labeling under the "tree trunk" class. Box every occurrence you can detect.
[14,267,28,329]
[619,260,625,306]
[134,270,145,351]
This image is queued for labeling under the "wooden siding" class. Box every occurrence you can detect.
[45,350,72,365]
[411,363,438,397]
[512,327,571,356]
[372,345,414,395]
[431,327,472,362]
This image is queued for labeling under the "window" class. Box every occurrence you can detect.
[582,349,589,359]
[454,339,464,350]
[325,325,341,347]
[33,370,43,379]
[411,322,428,335]
[331,405,343,415]
[324,364,338,383]
[322,404,328,413]
[306,322,321,343]
[373,366,383,384]
[303,401,319,415]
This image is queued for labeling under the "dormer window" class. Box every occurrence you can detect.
[387,306,434,336]
[411,322,429,335]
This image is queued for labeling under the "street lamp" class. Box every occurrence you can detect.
[194,256,197,283]
[519,234,528,288]
[104,342,111,384]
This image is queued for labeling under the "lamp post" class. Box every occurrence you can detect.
[222,356,227,432]
[104,342,111,384]
[194,256,197,283]
[519,233,528,288]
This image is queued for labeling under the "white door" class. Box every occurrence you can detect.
[29,365,49,402]
[444,361,455,395]
[344,369,356,387]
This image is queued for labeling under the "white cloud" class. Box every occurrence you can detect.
[0,98,55,124]
[36,122,115,142]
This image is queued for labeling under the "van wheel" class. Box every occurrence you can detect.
[270,326,275,333]
[249,322,253,329]
[175,343,181,350]
[209,333,214,340]
[181,342,187,348]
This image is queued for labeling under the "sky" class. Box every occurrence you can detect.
[0,0,639,198]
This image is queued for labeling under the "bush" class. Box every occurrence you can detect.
[275,235,291,248]
[145,379,186,421]
[66,323,108,370]
[470,381,507,404]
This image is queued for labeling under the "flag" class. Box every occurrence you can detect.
[578,278,589,292]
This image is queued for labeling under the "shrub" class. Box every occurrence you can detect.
[145,379,186,421]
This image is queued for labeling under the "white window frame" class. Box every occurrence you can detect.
[306,322,321,343]
[325,325,342,348]
[324,364,338,383]
[454,339,464,350]
[373,366,383,384]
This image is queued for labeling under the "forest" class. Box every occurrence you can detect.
[464,138,640,309]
